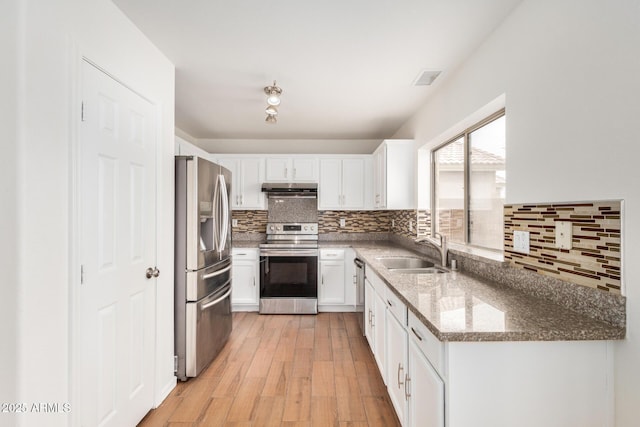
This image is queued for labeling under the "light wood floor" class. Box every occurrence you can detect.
[138,312,400,427]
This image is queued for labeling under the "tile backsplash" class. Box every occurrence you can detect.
[232,209,417,236]
[232,210,268,233]
[504,201,622,294]
[319,210,391,233]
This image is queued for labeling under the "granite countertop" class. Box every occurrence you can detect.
[353,245,625,342]
[232,241,262,249]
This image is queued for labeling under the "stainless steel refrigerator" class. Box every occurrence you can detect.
[174,156,232,381]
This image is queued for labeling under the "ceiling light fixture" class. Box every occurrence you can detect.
[264,80,282,124]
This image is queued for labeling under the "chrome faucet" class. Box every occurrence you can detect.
[415,233,448,267]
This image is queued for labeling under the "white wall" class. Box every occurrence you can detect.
[394,0,640,425]
[0,3,20,426]
[10,1,175,426]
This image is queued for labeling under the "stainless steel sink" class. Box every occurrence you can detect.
[391,267,447,274]
[376,257,435,269]
[376,257,447,274]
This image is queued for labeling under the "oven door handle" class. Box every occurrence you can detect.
[260,249,318,257]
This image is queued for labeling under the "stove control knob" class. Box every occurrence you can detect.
[304,226,308,231]
[269,225,275,231]
[276,226,282,231]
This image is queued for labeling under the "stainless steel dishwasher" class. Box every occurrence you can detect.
[354,258,365,335]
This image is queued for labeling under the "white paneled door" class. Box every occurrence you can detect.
[79,61,156,427]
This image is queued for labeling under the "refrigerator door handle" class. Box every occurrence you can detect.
[200,286,232,311]
[203,264,232,279]
[218,173,230,252]
[212,173,221,252]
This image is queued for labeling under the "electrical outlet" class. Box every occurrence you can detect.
[409,220,413,232]
[513,230,530,254]
[232,219,238,227]
[555,221,573,249]
[392,219,395,228]
[339,218,346,228]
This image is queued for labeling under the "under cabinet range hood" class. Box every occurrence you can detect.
[261,182,318,198]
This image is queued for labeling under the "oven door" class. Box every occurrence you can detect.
[260,249,318,299]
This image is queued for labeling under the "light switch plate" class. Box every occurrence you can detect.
[513,230,530,254]
[555,221,573,249]
[339,218,346,228]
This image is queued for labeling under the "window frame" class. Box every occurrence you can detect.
[430,108,506,251]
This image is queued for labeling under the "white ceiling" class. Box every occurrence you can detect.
[113,0,522,141]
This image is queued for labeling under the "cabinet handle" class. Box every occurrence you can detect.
[253,277,255,287]
[387,299,394,307]
[240,195,244,205]
[397,363,404,388]
[236,195,239,205]
[235,253,247,256]
[293,168,296,179]
[410,327,423,341]
[321,275,324,285]
[343,194,346,205]
[371,312,375,327]
[368,309,372,326]
[353,275,357,284]
[285,167,288,178]
[404,373,411,400]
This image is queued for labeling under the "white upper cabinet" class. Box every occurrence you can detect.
[265,157,318,182]
[218,157,265,210]
[373,140,415,209]
[319,157,365,210]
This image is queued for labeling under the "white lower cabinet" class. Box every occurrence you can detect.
[318,248,359,311]
[364,264,613,427]
[408,335,445,427]
[366,270,388,383]
[231,248,259,311]
[319,260,345,304]
[386,308,409,426]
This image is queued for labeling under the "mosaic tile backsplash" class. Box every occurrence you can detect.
[318,211,391,233]
[232,209,418,236]
[232,210,268,233]
[504,201,622,294]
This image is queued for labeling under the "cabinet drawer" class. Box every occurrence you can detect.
[320,248,345,260]
[232,248,258,260]
[384,286,407,325]
[366,268,387,296]
[408,310,445,377]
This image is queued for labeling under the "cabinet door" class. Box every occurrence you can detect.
[374,146,387,208]
[364,279,375,350]
[341,158,365,209]
[408,338,444,427]
[319,260,345,304]
[292,158,318,182]
[387,311,409,426]
[373,290,387,383]
[240,158,264,209]
[265,158,290,181]
[231,261,258,305]
[343,249,357,307]
[319,159,342,209]
[217,158,241,208]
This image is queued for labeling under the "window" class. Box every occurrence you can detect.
[432,110,505,251]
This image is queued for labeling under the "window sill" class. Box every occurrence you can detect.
[447,242,507,266]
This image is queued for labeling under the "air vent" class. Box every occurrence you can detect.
[413,70,442,86]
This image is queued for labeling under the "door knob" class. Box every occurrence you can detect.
[146,267,160,279]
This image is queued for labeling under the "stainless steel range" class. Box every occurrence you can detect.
[259,222,319,314]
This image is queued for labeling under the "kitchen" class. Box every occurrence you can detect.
[2,1,639,427]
